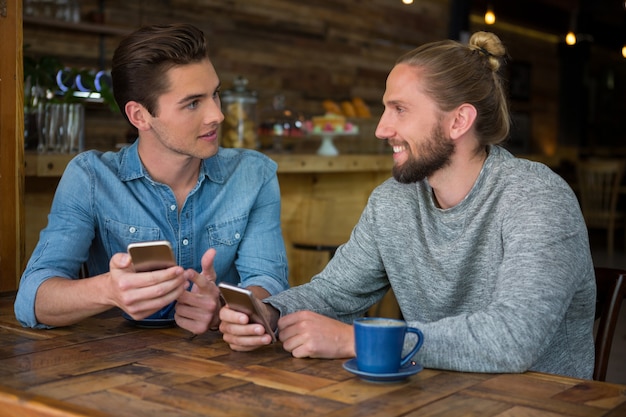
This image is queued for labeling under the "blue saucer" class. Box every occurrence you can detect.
[342,358,423,383]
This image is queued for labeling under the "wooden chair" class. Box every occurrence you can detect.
[593,267,626,381]
[576,159,626,258]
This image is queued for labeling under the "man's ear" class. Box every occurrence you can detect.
[449,103,477,140]
[125,101,151,131]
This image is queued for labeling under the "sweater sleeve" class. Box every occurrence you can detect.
[266,201,392,321]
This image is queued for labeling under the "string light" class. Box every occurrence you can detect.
[484,7,496,25]
[622,45,626,58]
[565,31,577,46]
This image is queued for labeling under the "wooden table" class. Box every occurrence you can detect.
[1,293,625,417]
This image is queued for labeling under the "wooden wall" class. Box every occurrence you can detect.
[22,0,568,156]
[23,0,450,150]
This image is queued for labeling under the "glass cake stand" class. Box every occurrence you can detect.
[313,131,358,156]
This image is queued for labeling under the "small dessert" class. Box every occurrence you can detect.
[351,97,372,118]
[309,113,359,134]
[321,97,371,118]
[322,99,342,115]
[341,100,357,117]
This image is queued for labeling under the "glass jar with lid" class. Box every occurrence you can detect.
[258,94,306,152]
[220,76,259,149]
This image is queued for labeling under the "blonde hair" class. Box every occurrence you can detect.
[396,31,510,147]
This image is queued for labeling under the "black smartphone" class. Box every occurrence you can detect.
[218,283,277,343]
[127,240,176,272]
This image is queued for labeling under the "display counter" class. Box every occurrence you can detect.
[270,154,393,284]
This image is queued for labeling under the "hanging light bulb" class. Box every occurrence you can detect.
[402,0,413,4]
[484,7,496,25]
[566,10,579,47]
[622,45,626,58]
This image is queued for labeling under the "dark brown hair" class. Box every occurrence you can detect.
[397,31,510,148]
[111,23,209,124]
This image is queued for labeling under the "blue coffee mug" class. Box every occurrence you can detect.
[354,317,424,374]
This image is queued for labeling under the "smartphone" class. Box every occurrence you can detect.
[218,283,277,343]
[127,240,176,272]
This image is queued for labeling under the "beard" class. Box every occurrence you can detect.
[392,122,455,184]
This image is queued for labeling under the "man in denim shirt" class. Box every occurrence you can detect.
[15,23,288,334]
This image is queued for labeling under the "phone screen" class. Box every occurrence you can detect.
[127,240,176,272]
[218,283,277,343]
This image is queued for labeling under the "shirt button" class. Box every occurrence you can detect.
[129,227,136,233]
[234,233,241,239]
[170,205,176,211]
[182,239,189,246]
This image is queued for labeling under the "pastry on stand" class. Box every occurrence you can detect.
[306,113,359,156]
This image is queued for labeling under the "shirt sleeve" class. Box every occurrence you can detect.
[14,154,96,328]
[233,156,289,295]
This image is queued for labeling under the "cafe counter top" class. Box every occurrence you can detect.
[0,292,625,417]
[24,152,394,177]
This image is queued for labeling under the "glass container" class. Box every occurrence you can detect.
[220,76,259,149]
[258,95,306,152]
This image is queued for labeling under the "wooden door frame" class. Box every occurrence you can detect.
[0,0,24,292]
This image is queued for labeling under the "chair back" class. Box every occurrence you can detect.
[576,159,625,228]
[593,267,626,381]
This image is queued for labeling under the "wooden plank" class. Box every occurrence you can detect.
[0,0,25,292]
[35,154,75,176]
[224,364,336,394]
[464,374,612,417]
[23,16,130,36]
[0,384,111,417]
[319,371,493,417]
[273,154,393,173]
[24,153,394,175]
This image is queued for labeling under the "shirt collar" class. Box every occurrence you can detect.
[117,140,227,184]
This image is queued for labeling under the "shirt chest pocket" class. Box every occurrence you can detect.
[104,218,162,254]
[207,215,247,247]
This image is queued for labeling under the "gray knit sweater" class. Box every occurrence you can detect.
[268,146,596,379]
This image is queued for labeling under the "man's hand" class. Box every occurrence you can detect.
[219,302,278,351]
[220,306,355,359]
[277,311,355,359]
[109,252,187,320]
[174,248,222,335]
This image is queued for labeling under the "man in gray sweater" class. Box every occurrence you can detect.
[219,32,596,379]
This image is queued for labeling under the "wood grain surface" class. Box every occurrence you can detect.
[1,293,625,417]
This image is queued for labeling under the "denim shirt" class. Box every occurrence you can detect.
[15,142,289,328]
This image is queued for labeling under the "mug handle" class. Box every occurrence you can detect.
[400,327,424,367]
